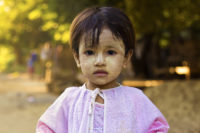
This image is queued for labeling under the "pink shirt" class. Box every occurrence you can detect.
[37,103,104,133]
[36,84,169,133]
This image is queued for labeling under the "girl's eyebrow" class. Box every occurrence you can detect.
[106,45,117,48]
[105,45,122,49]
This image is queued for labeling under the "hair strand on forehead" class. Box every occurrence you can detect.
[69,6,135,56]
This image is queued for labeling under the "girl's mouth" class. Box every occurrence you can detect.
[93,70,108,77]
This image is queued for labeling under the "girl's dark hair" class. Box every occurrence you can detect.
[69,6,135,56]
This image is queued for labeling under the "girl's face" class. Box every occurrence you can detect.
[74,28,132,90]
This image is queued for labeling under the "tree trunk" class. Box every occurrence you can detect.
[14,43,24,65]
[132,33,156,79]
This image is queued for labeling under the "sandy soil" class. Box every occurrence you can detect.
[144,80,200,133]
[0,74,57,133]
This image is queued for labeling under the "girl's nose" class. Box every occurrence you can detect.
[94,53,105,66]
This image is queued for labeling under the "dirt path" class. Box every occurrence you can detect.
[0,73,57,133]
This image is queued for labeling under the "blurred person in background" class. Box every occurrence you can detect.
[40,42,52,79]
[27,50,37,79]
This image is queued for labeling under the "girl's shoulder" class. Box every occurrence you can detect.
[38,86,83,132]
[120,86,160,112]
[60,85,82,97]
[119,85,151,101]
[50,86,82,107]
[62,86,81,96]
[120,85,144,95]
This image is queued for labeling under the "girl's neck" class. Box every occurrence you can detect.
[86,81,120,90]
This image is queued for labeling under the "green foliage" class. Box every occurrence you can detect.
[124,0,200,35]
[0,46,15,72]
[0,0,200,68]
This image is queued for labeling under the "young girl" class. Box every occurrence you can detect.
[36,6,169,133]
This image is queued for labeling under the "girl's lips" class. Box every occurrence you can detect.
[93,70,108,76]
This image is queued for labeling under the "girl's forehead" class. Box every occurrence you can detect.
[80,28,125,49]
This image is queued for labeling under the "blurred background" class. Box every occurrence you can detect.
[0,0,200,132]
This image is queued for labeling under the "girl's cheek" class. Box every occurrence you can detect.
[81,57,94,67]
[107,58,124,72]
[108,55,124,64]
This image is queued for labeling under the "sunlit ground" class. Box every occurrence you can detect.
[144,79,200,133]
[0,73,57,133]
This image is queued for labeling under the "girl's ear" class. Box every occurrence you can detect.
[73,53,81,68]
[123,50,133,68]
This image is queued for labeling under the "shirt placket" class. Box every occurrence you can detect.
[88,88,104,133]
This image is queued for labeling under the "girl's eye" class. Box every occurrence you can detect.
[84,50,94,55]
[107,50,117,55]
